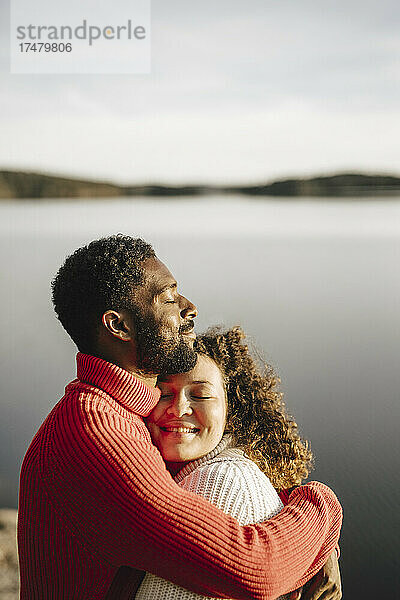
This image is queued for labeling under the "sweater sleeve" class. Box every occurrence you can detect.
[136,458,289,599]
[43,396,342,600]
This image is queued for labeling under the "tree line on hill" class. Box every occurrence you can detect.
[1,170,399,199]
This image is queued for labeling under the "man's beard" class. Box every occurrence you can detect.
[132,309,197,376]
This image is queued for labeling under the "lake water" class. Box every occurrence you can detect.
[1,195,399,597]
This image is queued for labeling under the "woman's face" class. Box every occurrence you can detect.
[146,354,227,464]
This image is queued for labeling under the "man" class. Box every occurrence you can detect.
[18,235,342,600]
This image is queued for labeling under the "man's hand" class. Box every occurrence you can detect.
[288,551,342,600]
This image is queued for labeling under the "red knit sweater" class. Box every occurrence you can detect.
[18,353,342,600]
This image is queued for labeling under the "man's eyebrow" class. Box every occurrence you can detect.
[155,282,177,295]
[191,380,213,385]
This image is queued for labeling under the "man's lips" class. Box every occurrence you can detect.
[180,321,196,339]
[182,330,196,340]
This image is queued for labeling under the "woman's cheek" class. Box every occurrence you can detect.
[205,403,226,436]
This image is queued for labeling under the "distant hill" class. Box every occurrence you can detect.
[1,170,399,199]
[0,171,122,200]
[232,173,400,197]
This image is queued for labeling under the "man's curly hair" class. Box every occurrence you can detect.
[51,235,155,353]
[195,326,313,491]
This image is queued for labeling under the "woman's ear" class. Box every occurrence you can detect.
[102,310,133,342]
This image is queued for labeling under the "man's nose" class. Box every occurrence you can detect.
[180,295,198,321]
[169,393,193,417]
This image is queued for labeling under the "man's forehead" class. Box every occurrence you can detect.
[142,256,177,291]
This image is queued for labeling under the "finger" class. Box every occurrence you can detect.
[299,578,328,600]
[316,587,342,600]
[288,589,303,600]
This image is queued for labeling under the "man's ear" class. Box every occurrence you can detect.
[102,310,133,342]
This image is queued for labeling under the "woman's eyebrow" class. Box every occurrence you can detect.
[191,380,213,385]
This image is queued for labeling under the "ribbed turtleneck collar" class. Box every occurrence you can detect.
[174,434,233,483]
[76,353,160,417]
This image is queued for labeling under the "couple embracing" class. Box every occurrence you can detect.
[18,235,342,600]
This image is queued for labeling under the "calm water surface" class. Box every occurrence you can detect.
[1,195,399,597]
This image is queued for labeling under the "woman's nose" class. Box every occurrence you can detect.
[168,393,193,417]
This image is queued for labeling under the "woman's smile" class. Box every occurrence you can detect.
[159,424,200,435]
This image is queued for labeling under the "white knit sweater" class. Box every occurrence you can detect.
[135,436,287,600]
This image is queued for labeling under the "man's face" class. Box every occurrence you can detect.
[129,257,198,376]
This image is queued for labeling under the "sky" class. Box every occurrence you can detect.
[0,0,399,184]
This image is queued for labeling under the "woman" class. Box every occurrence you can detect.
[136,326,314,600]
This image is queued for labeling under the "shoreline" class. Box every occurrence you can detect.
[0,509,18,600]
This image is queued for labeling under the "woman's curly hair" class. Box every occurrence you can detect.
[195,326,313,491]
